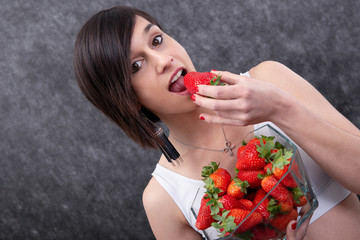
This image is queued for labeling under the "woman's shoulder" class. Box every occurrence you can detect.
[249,60,293,81]
[143,177,165,205]
[248,60,314,101]
[143,176,177,211]
[142,177,189,234]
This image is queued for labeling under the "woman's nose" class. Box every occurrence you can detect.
[154,53,173,73]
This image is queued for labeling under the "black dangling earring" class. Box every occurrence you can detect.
[138,106,183,166]
[154,127,183,167]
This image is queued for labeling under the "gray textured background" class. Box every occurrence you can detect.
[1,0,359,239]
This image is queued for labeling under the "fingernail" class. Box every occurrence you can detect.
[191,94,196,101]
[211,69,217,72]
[292,222,297,230]
[199,116,205,120]
[195,86,199,93]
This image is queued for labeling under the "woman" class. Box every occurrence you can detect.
[73,6,360,240]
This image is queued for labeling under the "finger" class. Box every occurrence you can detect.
[194,94,244,111]
[215,109,250,120]
[296,214,312,238]
[199,113,248,126]
[211,70,246,85]
[285,220,297,240]
[197,84,241,99]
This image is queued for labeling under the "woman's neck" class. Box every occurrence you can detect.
[159,107,236,154]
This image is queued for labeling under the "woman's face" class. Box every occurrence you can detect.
[130,16,196,118]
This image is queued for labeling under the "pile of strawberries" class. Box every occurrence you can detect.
[196,136,307,239]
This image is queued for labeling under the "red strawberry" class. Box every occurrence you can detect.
[250,224,277,240]
[219,194,242,212]
[228,208,263,233]
[294,195,307,207]
[236,140,266,170]
[291,187,308,207]
[238,198,254,211]
[202,162,232,196]
[273,165,298,188]
[252,188,271,221]
[278,198,294,213]
[183,72,223,94]
[195,195,216,230]
[261,175,292,202]
[269,208,298,232]
[237,169,265,189]
[237,144,247,159]
[263,162,273,173]
[210,168,232,196]
[247,137,263,145]
[272,150,297,188]
[227,178,249,199]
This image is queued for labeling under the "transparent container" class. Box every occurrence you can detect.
[191,124,318,240]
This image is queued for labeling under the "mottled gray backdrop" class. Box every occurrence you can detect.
[1,0,359,239]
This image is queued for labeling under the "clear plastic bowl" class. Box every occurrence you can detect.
[191,124,318,240]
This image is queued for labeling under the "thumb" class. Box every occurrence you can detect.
[285,220,297,240]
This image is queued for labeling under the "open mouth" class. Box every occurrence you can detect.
[169,69,188,93]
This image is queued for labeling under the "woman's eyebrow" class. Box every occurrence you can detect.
[144,23,154,33]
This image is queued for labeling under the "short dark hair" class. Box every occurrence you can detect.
[73,6,162,148]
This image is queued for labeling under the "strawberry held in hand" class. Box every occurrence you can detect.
[184,71,224,94]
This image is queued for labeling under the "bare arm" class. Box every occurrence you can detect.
[143,178,203,240]
[194,61,360,193]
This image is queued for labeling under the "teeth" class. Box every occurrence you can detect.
[171,70,183,84]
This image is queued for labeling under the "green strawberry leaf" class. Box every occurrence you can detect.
[201,161,219,179]
[267,198,281,218]
[275,141,285,150]
[210,204,220,215]
[291,187,305,204]
[270,148,282,161]
[272,149,293,171]
[214,210,237,237]
[212,214,223,221]
[258,168,272,179]
[233,177,250,193]
[257,137,275,161]
[211,222,222,229]
[203,177,221,199]
[210,75,226,86]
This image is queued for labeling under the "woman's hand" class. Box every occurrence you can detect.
[192,70,290,126]
[286,217,311,240]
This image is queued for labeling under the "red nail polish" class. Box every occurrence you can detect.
[211,69,217,71]
[195,86,199,93]
[191,94,196,101]
[199,116,205,120]
[292,222,297,230]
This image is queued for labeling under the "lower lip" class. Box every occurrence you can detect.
[170,89,190,96]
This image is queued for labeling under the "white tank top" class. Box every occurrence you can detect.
[151,73,351,239]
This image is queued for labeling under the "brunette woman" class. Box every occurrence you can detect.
[74,6,360,240]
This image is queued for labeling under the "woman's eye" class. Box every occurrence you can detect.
[152,35,163,47]
[132,60,142,73]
